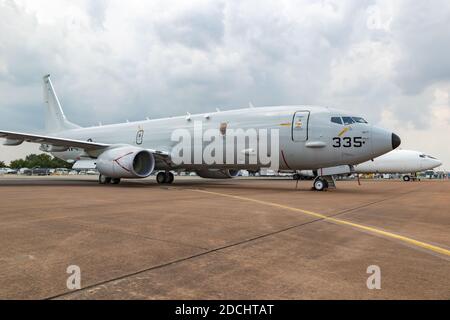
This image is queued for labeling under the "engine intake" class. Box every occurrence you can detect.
[195,169,240,179]
[96,146,155,178]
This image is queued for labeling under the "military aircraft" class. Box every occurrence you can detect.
[354,149,442,181]
[0,75,401,191]
[292,149,441,182]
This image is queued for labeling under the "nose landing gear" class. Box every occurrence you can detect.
[313,178,328,191]
[312,176,335,191]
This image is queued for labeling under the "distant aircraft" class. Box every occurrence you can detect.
[292,149,442,182]
[354,149,442,181]
[0,75,401,191]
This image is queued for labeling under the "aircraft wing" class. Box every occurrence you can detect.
[0,129,171,159]
[0,130,110,150]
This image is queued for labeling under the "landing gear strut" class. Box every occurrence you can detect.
[157,171,174,184]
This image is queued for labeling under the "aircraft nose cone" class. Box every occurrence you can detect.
[391,133,401,149]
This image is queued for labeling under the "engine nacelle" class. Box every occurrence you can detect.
[96,146,155,178]
[195,169,240,179]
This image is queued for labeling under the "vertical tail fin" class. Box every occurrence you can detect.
[43,74,80,133]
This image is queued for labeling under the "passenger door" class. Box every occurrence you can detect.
[292,111,309,142]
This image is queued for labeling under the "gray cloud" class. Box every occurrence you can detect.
[155,2,225,49]
[392,1,450,94]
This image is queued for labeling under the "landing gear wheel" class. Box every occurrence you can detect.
[156,172,167,184]
[313,178,327,191]
[165,172,174,184]
[99,174,111,184]
[111,178,121,184]
[403,175,411,182]
[293,173,301,180]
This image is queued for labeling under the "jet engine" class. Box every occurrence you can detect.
[96,146,155,178]
[195,169,240,179]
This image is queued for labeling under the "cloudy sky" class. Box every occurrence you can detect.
[0,0,449,168]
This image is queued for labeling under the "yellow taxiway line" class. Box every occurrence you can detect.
[190,189,450,258]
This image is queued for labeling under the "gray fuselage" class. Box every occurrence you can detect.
[52,105,396,171]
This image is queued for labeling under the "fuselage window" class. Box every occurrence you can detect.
[331,117,343,125]
[342,117,355,125]
[352,117,368,124]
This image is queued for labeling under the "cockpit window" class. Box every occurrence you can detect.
[426,155,437,159]
[342,117,355,125]
[331,117,343,125]
[419,154,426,158]
[352,117,368,124]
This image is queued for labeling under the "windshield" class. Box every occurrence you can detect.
[342,117,355,125]
[331,117,343,125]
[331,116,368,125]
[352,117,368,124]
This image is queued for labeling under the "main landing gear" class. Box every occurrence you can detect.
[99,174,121,185]
[156,171,174,184]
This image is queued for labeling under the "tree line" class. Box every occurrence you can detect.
[1,154,72,169]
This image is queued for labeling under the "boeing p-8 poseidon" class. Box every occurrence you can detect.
[0,75,401,191]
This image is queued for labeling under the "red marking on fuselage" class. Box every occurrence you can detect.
[281,150,292,170]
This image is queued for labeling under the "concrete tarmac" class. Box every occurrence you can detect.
[0,175,449,299]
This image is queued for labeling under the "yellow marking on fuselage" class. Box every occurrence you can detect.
[338,127,349,137]
[189,189,450,258]
[279,123,291,127]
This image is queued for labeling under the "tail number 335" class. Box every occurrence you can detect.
[332,137,365,148]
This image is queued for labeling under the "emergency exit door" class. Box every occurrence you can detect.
[292,111,309,141]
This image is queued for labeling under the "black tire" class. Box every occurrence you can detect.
[156,172,167,184]
[99,174,111,184]
[403,175,411,182]
[165,172,174,184]
[313,178,326,191]
[111,178,121,184]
